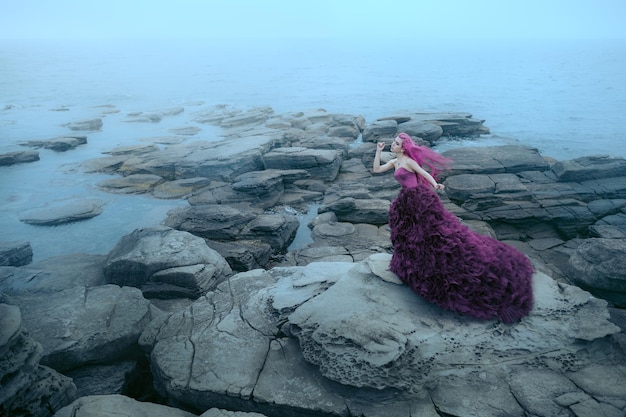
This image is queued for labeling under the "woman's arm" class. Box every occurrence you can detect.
[406,159,445,189]
[373,142,396,173]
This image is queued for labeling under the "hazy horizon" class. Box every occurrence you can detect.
[2,0,625,42]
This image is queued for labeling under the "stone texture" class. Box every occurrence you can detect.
[10,285,153,371]
[139,255,622,416]
[0,240,32,266]
[19,198,105,226]
[104,226,232,299]
[567,238,626,307]
[0,303,76,417]
[53,394,196,417]
[0,150,39,165]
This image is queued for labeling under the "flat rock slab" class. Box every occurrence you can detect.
[14,284,152,371]
[0,150,39,165]
[140,255,621,416]
[0,240,33,266]
[19,198,105,226]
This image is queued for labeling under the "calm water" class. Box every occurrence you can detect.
[1,37,625,261]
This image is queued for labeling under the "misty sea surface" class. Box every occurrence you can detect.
[1,37,625,261]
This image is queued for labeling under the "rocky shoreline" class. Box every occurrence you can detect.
[1,105,625,417]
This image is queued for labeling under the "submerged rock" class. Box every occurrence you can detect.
[0,150,39,165]
[0,240,33,266]
[20,135,87,151]
[19,198,105,226]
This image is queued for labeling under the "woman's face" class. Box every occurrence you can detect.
[391,136,403,153]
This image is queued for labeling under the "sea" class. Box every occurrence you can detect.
[1,37,625,261]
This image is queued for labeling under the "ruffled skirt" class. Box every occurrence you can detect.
[388,184,534,323]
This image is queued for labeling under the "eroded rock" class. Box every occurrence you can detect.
[139,255,621,416]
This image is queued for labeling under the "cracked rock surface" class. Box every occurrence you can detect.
[140,254,624,417]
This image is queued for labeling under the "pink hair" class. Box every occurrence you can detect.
[397,133,452,184]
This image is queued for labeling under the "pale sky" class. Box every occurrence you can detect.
[1,0,625,41]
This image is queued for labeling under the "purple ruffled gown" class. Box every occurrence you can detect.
[389,168,534,323]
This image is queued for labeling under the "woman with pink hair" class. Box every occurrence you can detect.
[373,133,533,323]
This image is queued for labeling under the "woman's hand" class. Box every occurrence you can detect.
[376,142,386,152]
[434,183,445,190]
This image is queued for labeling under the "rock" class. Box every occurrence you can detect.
[8,285,153,372]
[54,394,196,417]
[164,204,258,241]
[201,409,269,417]
[231,169,310,208]
[239,212,299,251]
[0,240,32,266]
[104,226,232,299]
[64,360,137,398]
[552,155,626,182]
[567,238,626,307]
[97,173,164,193]
[20,135,87,151]
[318,197,390,225]
[164,204,299,261]
[152,176,212,199]
[19,198,105,226]
[442,145,550,175]
[287,245,354,264]
[0,150,39,165]
[0,254,107,294]
[80,155,127,173]
[117,135,278,181]
[362,119,398,141]
[125,106,185,123]
[263,147,344,181]
[139,255,621,416]
[220,108,272,128]
[65,118,103,131]
[206,239,272,272]
[168,126,201,135]
[0,303,76,416]
[103,144,160,155]
[397,119,443,143]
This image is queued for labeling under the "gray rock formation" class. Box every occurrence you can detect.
[53,394,196,417]
[64,118,103,131]
[20,135,87,151]
[139,255,623,416]
[0,303,76,416]
[19,198,105,226]
[0,240,33,266]
[163,205,299,271]
[97,173,164,194]
[0,150,39,165]
[104,226,232,299]
[262,147,344,181]
[0,254,107,293]
[6,105,626,416]
[6,285,153,372]
[567,238,626,307]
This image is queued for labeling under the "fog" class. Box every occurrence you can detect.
[2,0,625,41]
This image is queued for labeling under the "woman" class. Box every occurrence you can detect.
[373,133,534,323]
